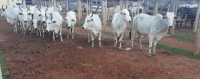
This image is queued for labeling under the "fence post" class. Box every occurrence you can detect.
[77,0,82,25]
[153,0,158,15]
[171,0,179,34]
[194,4,200,32]
[194,18,200,55]
[0,64,2,79]
[102,0,107,30]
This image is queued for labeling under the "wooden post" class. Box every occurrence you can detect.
[53,0,56,9]
[120,0,123,9]
[102,0,106,30]
[0,65,2,79]
[194,4,200,32]
[171,0,179,34]
[86,0,89,15]
[153,0,158,15]
[194,18,200,55]
[23,0,26,8]
[7,0,9,5]
[78,0,82,25]
[125,0,129,9]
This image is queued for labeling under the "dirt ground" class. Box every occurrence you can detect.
[1,17,200,79]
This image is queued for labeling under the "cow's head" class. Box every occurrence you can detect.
[120,9,131,23]
[163,12,175,28]
[19,7,28,23]
[46,18,52,32]
[82,14,95,29]
[64,11,76,27]
[37,7,46,23]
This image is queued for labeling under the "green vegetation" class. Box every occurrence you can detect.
[102,30,200,59]
[142,41,200,60]
[106,21,112,27]
[102,30,113,36]
[81,63,93,67]
[0,50,9,79]
[171,33,195,42]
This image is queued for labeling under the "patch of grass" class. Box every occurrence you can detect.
[81,63,93,67]
[171,33,195,42]
[102,31,113,36]
[102,30,200,59]
[0,50,9,78]
[142,41,200,59]
[106,21,112,27]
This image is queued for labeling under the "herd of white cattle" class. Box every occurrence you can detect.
[1,4,176,56]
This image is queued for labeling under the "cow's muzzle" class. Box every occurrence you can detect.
[169,26,173,28]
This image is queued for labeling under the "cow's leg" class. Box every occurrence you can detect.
[131,31,136,48]
[42,25,45,38]
[90,30,94,47]
[67,27,69,39]
[118,32,124,49]
[14,22,17,33]
[113,32,117,47]
[138,34,143,51]
[60,28,63,42]
[98,31,102,47]
[52,30,55,41]
[185,20,188,27]
[148,35,154,56]
[88,30,91,42]
[153,36,162,56]
[72,26,74,39]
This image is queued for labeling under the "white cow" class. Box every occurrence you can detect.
[64,11,77,39]
[1,5,19,33]
[46,11,64,41]
[130,12,175,56]
[27,5,36,36]
[18,7,29,36]
[82,13,102,47]
[112,9,131,49]
[32,7,47,38]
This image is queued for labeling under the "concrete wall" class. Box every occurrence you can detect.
[0,0,22,9]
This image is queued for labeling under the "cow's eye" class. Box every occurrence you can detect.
[28,13,31,15]
[91,19,93,21]
[71,19,74,22]
[38,14,41,16]
[87,20,90,22]
[19,13,23,15]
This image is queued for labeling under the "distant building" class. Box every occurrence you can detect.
[0,0,22,9]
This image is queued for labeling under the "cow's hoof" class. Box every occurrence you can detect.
[118,47,122,49]
[152,53,156,56]
[148,53,152,57]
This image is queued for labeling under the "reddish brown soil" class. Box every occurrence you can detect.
[1,17,200,79]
